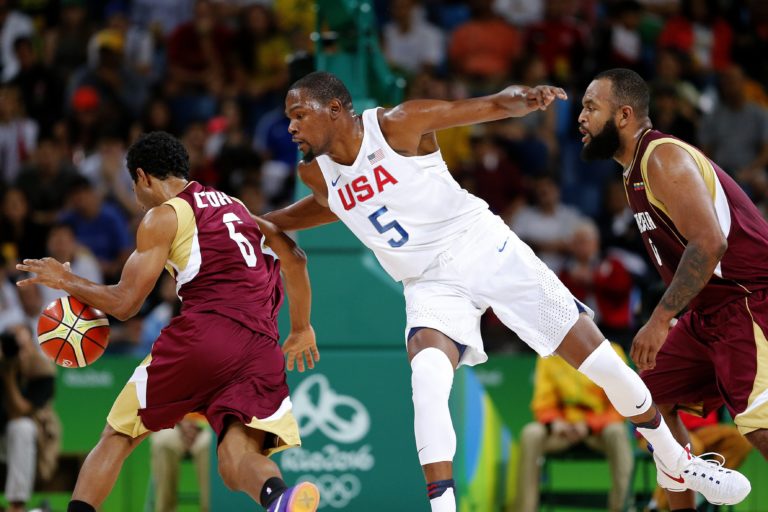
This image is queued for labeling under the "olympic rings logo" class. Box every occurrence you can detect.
[298,473,361,509]
[292,374,371,443]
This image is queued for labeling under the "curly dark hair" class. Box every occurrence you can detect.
[126,131,190,182]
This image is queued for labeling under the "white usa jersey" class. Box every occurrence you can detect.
[315,108,489,281]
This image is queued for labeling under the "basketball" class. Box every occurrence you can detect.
[37,296,110,368]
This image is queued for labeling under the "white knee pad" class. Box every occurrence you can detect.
[411,348,456,465]
[578,340,652,417]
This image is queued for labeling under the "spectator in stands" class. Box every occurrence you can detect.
[650,48,701,120]
[44,0,93,85]
[39,222,102,309]
[559,219,635,351]
[510,174,583,273]
[59,176,132,283]
[658,0,733,82]
[182,120,219,187]
[0,324,59,512]
[66,85,104,158]
[699,65,768,195]
[448,0,521,90]
[77,130,139,217]
[0,254,24,332]
[9,36,63,134]
[640,409,753,512]
[68,28,145,128]
[593,1,646,73]
[234,4,291,126]
[15,136,79,225]
[208,100,262,196]
[0,188,48,265]
[0,0,34,83]
[524,0,588,86]
[463,134,525,218]
[0,85,38,185]
[651,84,698,144]
[733,0,768,89]
[87,2,154,81]
[131,0,195,37]
[166,0,234,107]
[150,415,211,512]
[515,342,633,512]
[383,0,445,76]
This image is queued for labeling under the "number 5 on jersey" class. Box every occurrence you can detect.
[368,206,409,247]
[223,212,257,267]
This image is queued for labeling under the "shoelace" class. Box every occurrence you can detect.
[693,452,727,468]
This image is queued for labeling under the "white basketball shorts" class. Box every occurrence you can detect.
[402,214,591,367]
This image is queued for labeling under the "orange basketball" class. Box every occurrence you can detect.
[37,296,110,368]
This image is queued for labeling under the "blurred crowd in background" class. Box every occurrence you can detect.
[1,0,768,357]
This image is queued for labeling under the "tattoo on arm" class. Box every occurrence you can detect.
[658,243,716,316]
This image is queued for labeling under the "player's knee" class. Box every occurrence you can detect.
[578,340,651,417]
[520,422,548,446]
[411,347,454,406]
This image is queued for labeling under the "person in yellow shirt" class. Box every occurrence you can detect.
[515,343,633,512]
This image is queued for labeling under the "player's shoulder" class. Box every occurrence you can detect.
[139,203,179,237]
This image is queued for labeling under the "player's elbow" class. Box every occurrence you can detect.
[282,246,308,270]
[112,302,141,321]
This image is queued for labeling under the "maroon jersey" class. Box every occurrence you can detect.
[624,129,768,313]
[163,181,282,340]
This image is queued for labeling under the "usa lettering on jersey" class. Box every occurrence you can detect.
[337,165,398,211]
[634,211,657,233]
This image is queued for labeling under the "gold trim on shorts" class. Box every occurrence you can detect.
[246,410,301,457]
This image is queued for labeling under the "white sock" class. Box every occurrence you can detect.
[430,488,455,512]
[637,417,686,470]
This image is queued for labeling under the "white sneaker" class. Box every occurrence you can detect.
[653,444,751,505]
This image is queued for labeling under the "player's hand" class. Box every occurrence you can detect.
[15,258,70,289]
[282,326,319,373]
[523,85,567,112]
[630,315,673,371]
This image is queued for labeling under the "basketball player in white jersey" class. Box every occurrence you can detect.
[264,72,751,511]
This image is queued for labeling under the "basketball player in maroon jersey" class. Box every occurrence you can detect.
[579,68,768,510]
[16,132,321,512]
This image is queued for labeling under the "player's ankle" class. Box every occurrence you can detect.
[68,500,96,512]
[260,476,288,508]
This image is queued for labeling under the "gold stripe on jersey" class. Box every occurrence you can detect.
[639,138,717,219]
[162,197,196,277]
[107,354,152,438]
[735,299,768,435]
[246,410,301,457]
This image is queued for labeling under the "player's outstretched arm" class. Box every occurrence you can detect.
[16,206,176,321]
[630,143,728,371]
[381,84,567,141]
[261,195,338,232]
[255,216,319,373]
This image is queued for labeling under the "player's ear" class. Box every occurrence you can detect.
[329,99,342,119]
[136,168,151,187]
[617,105,632,128]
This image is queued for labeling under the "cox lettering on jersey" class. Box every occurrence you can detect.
[634,211,657,233]
[280,374,374,509]
[337,165,398,211]
[194,190,234,208]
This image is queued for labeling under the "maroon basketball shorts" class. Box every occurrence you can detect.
[641,289,768,434]
[107,311,300,455]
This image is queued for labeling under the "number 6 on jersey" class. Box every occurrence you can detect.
[223,212,257,267]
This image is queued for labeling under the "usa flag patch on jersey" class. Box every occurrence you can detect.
[367,148,385,164]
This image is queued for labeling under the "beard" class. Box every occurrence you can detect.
[580,117,621,161]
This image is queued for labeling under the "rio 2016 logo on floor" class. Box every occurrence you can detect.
[281,374,373,509]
